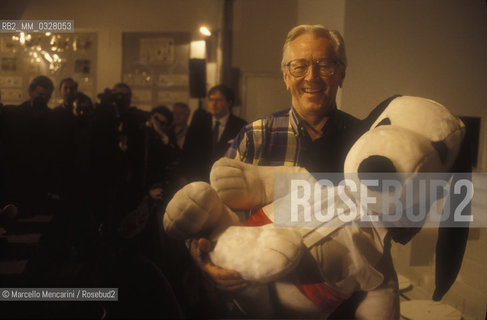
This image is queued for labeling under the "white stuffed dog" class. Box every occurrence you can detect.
[163,96,465,318]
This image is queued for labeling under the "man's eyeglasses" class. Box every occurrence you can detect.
[285,59,340,78]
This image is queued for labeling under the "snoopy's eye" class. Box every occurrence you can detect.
[375,117,391,128]
[431,141,447,165]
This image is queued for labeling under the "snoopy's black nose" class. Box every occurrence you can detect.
[358,155,397,173]
[358,155,398,192]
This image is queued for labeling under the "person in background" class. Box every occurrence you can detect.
[50,78,79,198]
[56,77,78,111]
[23,75,54,110]
[118,105,188,317]
[144,105,180,201]
[73,92,95,119]
[181,85,247,182]
[118,105,178,233]
[207,85,247,161]
[0,75,55,216]
[89,83,149,234]
[171,102,190,150]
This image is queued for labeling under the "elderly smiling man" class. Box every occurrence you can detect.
[226,24,360,170]
[190,24,398,319]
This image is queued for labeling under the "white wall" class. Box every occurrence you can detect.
[232,0,297,121]
[232,0,297,75]
[297,0,346,106]
[342,0,487,170]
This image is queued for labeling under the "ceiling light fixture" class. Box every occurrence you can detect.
[199,26,212,37]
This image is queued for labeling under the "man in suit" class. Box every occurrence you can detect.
[207,85,247,161]
[0,75,55,216]
[181,85,247,182]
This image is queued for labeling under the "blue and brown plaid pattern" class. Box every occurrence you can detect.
[226,108,305,166]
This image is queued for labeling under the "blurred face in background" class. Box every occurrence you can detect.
[172,104,190,127]
[208,90,231,119]
[113,85,131,111]
[60,79,77,106]
[29,85,52,108]
[73,94,93,118]
[150,112,170,135]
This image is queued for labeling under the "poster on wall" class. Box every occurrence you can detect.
[157,74,188,87]
[0,37,17,53]
[1,88,23,101]
[0,75,22,87]
[157,90,189,104]
[75,59,91,74]
[123,32,190,109]
[139,38,175,64]
[132,89,152,104]
[1,57,17,71]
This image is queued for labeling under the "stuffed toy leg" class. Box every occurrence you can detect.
[163,181,240,240]
[163,181,304,282]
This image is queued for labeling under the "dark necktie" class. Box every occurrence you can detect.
[212,120,220,149]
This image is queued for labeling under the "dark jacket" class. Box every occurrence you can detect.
[0,101,54,211]
[213,114,248,162]
[181,109,247,182]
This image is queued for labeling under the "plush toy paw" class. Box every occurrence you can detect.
[163,181,240,240]
[209,225,304,282]
[210,157,308,210]
[210,158,272,209]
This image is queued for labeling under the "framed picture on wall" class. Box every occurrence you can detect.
[0,32,97,107]
[122,32,190,111]
[75,59,91,74]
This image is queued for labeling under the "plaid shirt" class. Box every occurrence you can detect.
[225,107,361,171]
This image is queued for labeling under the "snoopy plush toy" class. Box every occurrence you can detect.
[163,95,468,319]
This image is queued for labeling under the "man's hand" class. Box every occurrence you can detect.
[149,187,164,201]
[190,238,248,291]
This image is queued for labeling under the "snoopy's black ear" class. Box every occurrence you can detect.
[361,94,402,128]
[375,117,391,128]
[431,141,448,165]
